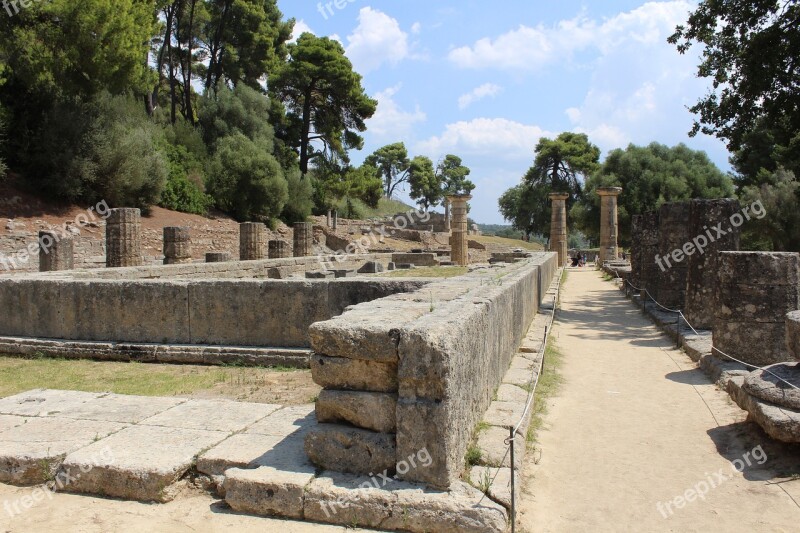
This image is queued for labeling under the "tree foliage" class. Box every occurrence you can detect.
[364,142,411,199]
[438,155,475,196]
[408,156,438,210]
[738,168,800,252]
[669,0,800,153]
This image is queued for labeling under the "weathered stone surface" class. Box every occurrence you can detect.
[0,414,27,433]
[306,270,335,279]
[106,208,142,268]
[0,418,127,484]
[197,433,311,476]
[61,425,228,502]
[597,187,622,264]
[730,382,800,443]
[205,252,231,263]
[316,390,397,433]
[549,193,569,267]
[476,425,524,469]
[684,199,740,329]
[495,383,528,404]
[483,401,528,432]
[0,389,103,417]
[245,405,315,437]
[788,311,800,360]
[391,253,439,267]
[310,354,398,392]
[57,394,185,424]
[303,472,399,528]
[502,366,535,388]
[470,466,512,508]
[656,202,692,309]
[358,261,385,274]
[305,425,396,475]
[742,363,800,410]
[224,465,316,519]
[139,399,280,432]
[637,211,660,297]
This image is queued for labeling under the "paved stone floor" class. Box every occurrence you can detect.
[518,268,800,532]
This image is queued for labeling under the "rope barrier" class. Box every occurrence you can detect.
[604,265,800,392]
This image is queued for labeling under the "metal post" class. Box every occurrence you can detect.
[510,426,516,533]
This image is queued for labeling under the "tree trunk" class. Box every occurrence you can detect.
[300,84,315,175]
[183,0,197,124]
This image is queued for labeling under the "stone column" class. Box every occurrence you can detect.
[293,222,313,257]
[239,222,266,261]
[38,230,74,272]
[549,193,569,267]
[447,194,472,266]
[714,252,800,366]
[332,211,338,230]
[656,202,692,309]
[444,198,451,232]
[205,252,232,263]
[163,227,192,265]
[684,199,741,329]
[268,240,291,259]
[638,211,660,300]
[106,208,142,268]
[597,187,622,264]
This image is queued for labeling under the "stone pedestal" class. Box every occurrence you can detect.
[714,252,800,365]
[684,199,741,329]
[638,211,660,299]
[656,202,692,309]
[106,208,142,268]
[597,187,622,264]
[549,193,569,267]
[268,240,291,259]
[239,223,266,261]
[293,222,313,258]
[163,227,192,265]
[38,231,74,272]
[447,195,472,266]
[205,252,231,263]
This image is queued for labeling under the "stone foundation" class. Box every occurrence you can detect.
[656,202,691,309]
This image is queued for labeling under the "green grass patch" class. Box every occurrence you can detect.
[0,355,300,398]
[465,443,483,467]
[385,266,468,278]
[526,337,566,448]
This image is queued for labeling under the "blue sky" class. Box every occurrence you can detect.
[277,1,729,224]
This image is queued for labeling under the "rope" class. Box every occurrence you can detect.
[606,266,800,392]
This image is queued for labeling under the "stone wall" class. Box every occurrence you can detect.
[0,277,425,348]
[656,202,691,308]
[637,211,660,299]
[305,252,558,489]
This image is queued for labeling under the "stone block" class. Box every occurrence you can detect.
[0,389,103,417]
[61,425,229,502]
[303,472,399,528]
[476,425,524,469]
[495,383,528,404]
[742,363,800,409]
[139,399,280,432]
[244,405,315,437]
[391,253,439,267]
[305,425,396,475]
[788,311,800,360]
[469,466,512,508]
[56,394,186,424]
[310,354,398,392]
[316,390,397,433]
[358,261,384,274]
[305,270,335,279]
[197,433,312,476]
[223,465,316,519]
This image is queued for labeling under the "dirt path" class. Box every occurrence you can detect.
[517,268,800,532]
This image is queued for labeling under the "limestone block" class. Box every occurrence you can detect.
[476,425,524,469]
[197,433,312,476]
[244,404,315,437]
[469,466,512,508]
[788,311,800,360]
[316,390,397,433]
[742,363,800,409]
[139,399,280,432]
[223,464,316,519]
[304,425,396,475]
[310,354,398,392]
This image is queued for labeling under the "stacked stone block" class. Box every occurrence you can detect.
[205,252,231,263]
[549,193,569,267]
[448,194,472,266]
[38,230,74,272]
[684,199,740,329]
[163,227,192,265]
[106,208,142,268]
[239,223,266,261]
[268,240,291,259]
[293,222,313,258]
[714,252,800,365]
[598,187,622,264]
[638,211,660,300]
[656,202,692,309]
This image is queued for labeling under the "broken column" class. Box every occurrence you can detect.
[268,240,291,259]
[714,252,800,365]
[448,194,472,266]
[163,227,192,265]
[38,230,74,272]
[106,208,142,268]
[684,199,741,329]
[638,211,660,300]
[205,252,231,263]
[293,222,313,257]
[549,193,569,267]
[655,202,692,309]
[597,187,622,264]
[239,222,266,261]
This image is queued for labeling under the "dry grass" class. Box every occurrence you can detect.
[0,356,318,405]
[385,266,468,278]
[471,235,545,251]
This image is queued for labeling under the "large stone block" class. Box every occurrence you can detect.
[305,425,396,475]
[316,390,397,433]
[788,311,800,360]
[311,354,398,392]
[391,253,439,267]
[656,202,691,309]
[223,465,316,519]
[742,363,800,409]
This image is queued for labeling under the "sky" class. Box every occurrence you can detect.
[276,0,729,224]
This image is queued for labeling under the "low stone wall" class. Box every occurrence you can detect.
[0,276,425,348]
[305,252,558,489]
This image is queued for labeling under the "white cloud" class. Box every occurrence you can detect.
[416,118,553,161]
[290,20,314,43]
[448,2,693,71]
[366,85,426,139]
[346,7,409,72]
[458,83,503,110]
[411,22,422,34]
